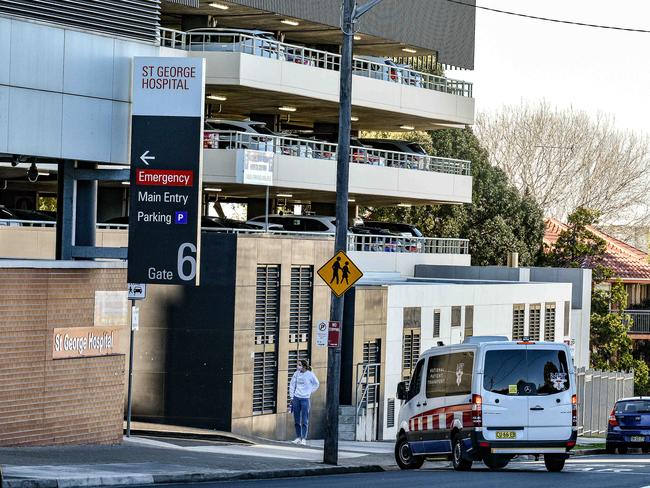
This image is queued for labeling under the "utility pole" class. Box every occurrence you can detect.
[323,0,383,466]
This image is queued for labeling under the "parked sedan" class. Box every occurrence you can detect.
[187,28,284,59]
[0,206,56,226]
[360,139,428,170]
[204,119,276,152]
[606,396,650,454]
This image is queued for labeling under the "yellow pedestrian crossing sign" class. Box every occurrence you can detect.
[317,250,363,297]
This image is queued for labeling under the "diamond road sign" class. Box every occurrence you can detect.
[317,250,363,297]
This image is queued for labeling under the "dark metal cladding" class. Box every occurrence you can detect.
[226,0,476,69]
[0,0,161,43]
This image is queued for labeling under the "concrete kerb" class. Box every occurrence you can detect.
[2,465,386,488]
[0,448,606,488]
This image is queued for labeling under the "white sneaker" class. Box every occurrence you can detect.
[291,438,301,444]
[300,439,307,446]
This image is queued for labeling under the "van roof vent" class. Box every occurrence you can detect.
[462,335,509,344]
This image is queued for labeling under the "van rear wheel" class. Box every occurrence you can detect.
[451,434,472,471]
[395,436,424,470]
[544,455,566,472]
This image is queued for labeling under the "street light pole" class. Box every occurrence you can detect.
[323,0,384,466]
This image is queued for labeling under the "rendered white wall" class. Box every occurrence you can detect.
[381,281,573,440]
[202,149,473,204]
[348,251,471,276]
[0,17,159,163]
[193,51,475,126]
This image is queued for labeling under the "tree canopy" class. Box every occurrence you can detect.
[364,127,545,266]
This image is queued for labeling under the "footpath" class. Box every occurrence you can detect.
[0,424,605,488]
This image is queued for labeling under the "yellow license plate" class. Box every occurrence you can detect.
[496,431,517,439]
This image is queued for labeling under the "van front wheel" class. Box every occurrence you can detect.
[452,435,472,471]
[544,455,566,472]
[395,436,424,470]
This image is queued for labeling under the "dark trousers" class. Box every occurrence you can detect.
[292,397,310,439]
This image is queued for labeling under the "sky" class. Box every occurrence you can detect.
[458,0,650,134]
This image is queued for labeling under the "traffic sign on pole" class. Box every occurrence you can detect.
[317,250,363,297]
[127,57,206,286]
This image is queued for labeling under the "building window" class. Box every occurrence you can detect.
[451,306,462,327]
[362,340,381,406]
[544,303,556,341]
[464,305,474,338]
[404,307,421,328]
[289,266,313,344]
[512,304,525,340]
[529,304,541,340]
[253,265,280,415]
[253,351,277,415]
[564,301,571,336]
[402,330,421,380]
[386,398,395,428]
[433,309,441,338]
[255,265,280,345]
[287,266,313,406]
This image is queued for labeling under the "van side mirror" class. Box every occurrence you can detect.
[397,381,407,401]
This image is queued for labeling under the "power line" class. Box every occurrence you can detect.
[445,0,650,33]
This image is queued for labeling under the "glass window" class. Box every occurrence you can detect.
[303,219,328,232]
[446,351,474,396]
[615,400,650,413]
[425,354,447,398]
[483,348,570,396]
[433,310,441,338]
[408,358,425,400]
[483,349,527,395]
[404,307,421,328]
[451,306,461,327]
[527,349,570,394]
[464,306,474,338]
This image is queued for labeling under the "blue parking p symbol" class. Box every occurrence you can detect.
[174,211,188,224]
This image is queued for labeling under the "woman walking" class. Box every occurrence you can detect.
[289,359,320,445]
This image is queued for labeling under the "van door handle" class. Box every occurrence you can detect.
[416,403,421,407]
[422,402,427,406]
[530,406,544,411]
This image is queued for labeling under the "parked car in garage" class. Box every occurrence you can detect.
[187,28,284,59]
[362,221,423,238]
[248,214,336,233]
[0,206,56,226]
[360,139,428,170]
[606,397,650,454]
[309,133,385,165]
[204,119,276,152]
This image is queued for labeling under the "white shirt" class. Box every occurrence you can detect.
[289,369,320,399]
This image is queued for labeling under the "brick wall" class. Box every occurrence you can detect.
[0,266,127,446]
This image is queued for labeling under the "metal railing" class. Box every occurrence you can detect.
[355,362,381,441]
[203,130,472,176]
[624,310,650,334]
[0,220,470,256]
[159,27,473,97]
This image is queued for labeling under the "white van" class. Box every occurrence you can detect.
[395,336,577,472]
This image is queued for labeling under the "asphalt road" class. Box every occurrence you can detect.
[162,454,650,488]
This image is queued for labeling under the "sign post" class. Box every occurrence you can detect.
[125,57,205,437]
[128,57,206,286]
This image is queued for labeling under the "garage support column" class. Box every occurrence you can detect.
[55,160,75,260]
[75,162,98,255]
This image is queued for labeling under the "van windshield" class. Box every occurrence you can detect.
[483,349,570,396]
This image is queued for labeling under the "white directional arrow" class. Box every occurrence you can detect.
[140,150,155,166]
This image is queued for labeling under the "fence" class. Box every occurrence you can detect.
[576,367,634,436]
[158,28,473,98]
[203,130,471,176]
[624,310,650,334]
